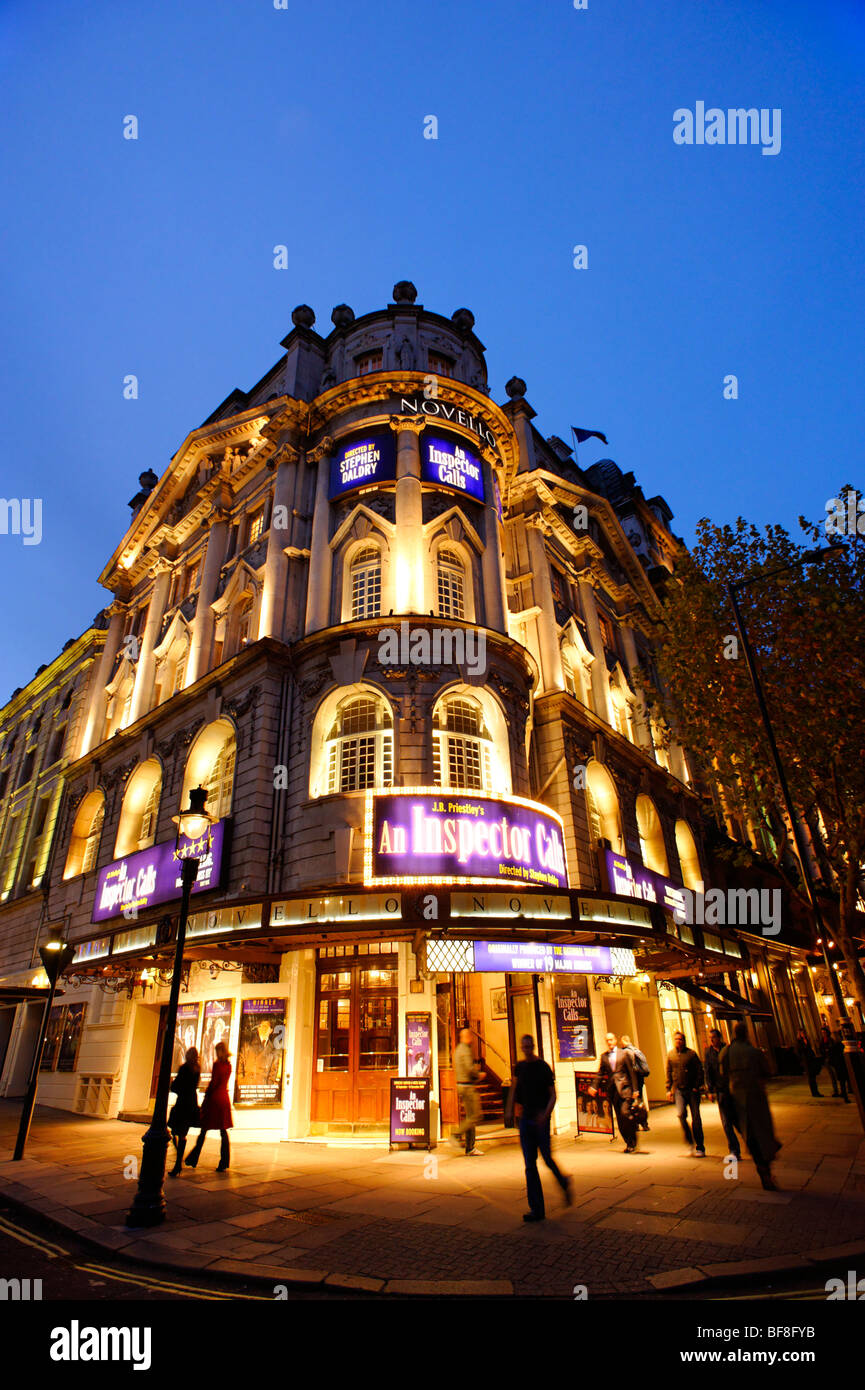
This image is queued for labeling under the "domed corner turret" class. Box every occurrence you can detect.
[392,280,418,305]
[291,304,316,330]
[331,304,355,330]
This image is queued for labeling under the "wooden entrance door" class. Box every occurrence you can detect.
[311,953,398,1126]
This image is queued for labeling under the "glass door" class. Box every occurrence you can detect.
[312,952,397,1126]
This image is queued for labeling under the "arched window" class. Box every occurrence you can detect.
[64,790,106,879]
[585,762,624,853]
[636,794,669,876]
[350,546,382,620]
[433,696,493,792]
[436,548,465,620]
[114,759,162,858]
[675,820,703,892]
[182,720,237,821]
[326,695,393,793]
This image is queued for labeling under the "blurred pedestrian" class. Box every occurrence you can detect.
[451,1027,485,1155]
[720,1021,782,1190]
[704,1028,740,1158]
[826,1031,851,1103]
[185,1040,233,1172]
[592,1031,639,1153]
[795,1029,823,1097]
[168,1046,201,1176]
[621,1033,651,1130]
[666,1031,705,1156]
[507,1034,571,1222]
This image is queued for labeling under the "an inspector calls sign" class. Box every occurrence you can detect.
[367,792,568,890]
[92,822,226,923]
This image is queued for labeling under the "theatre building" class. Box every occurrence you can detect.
[0,282,825,1139]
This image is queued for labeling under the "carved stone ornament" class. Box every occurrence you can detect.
[307,436,335,465]
[388,414,426,436]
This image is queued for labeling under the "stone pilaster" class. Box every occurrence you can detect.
[258,443,301,640]
[185,514,229,686]
[79,600,126,755]
[390,416,425,615]
[129,562,173,723]
[304,437,335,635]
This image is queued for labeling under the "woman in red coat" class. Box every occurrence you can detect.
[185,1040,233,1172]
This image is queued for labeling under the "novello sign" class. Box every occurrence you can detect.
[92,821,227,923]
[365,790,568,890]
[396,396,499,454]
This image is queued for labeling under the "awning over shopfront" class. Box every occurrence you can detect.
[675,976,773,1020]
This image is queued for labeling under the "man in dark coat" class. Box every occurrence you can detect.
[704,1028,740,1158]
[720,1021,782,1190]
[795,1030,824,1097]
[666,1031,705,1155]
[826,1031,851,1102]
[592,1031,639,1152]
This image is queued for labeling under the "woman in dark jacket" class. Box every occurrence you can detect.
[168,1047,201,1176]
[185,1040,234,1172]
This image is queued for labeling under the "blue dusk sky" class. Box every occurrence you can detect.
[0,0,862,697]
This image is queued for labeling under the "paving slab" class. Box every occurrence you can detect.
[617,1185,705,1215]
[674,1218,763,1245]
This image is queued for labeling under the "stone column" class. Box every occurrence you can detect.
[258,443,301,640]
[578,578,612,724]
[526,519,563,694]
[390,416,425,615]
[620,623,653,751]
[185,514,229,687]
[129,562,173,724]
[304,437,335,635]
[480,456,507,633]
[79,600,126,756]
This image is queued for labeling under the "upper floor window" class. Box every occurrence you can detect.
[436,549,465,620]
[326,695,393,793]
[182,561,200,598]
[585,761,624,854]
[636,794,669,877]
[433,696,493,792]
[247,508,265,546]
[63,791,105,880]
[356,351,383,377]
[350,546,382,620]
[428,353,453,378]
[0,814,21,896]
[182,719,237,822]
[674,820,703,893]
[114,759,162,858]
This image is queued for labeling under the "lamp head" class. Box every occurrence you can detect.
[172,786,213,844]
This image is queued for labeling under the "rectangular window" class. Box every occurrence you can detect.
[356,351,383,376]
[183,561,200,597]
[248,508,265,546]
[428,353,453,378]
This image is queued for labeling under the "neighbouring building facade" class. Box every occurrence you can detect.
[0,282,828,1138]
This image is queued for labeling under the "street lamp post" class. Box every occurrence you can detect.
[126,787,213,1228]
[12,938,76,1160]
[726,545,865,1126]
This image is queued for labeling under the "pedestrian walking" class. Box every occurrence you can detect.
[168,1046,201,1176]
[185,1040,233,1172]
[507,1034,571,1222]
[826,1031,851,1103]
[592,1031,639,1152]
[720,1020,782,1190]
[451,1027,485,1155]
[666,1031,705,1155]
[794,1029,824,1097]
[621,1033,651,1130]
[704,1028,740,1158]
[820,1023,845,1097]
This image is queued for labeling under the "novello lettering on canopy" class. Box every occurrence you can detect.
[364,790,568,890]
[92,821,227,923]
[421,434,485,503]
[329,432,396,499]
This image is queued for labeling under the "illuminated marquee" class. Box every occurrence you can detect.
[329,432,396,499]
[365,789,568,890]
[92,821,226,923]
[421,434,485,503]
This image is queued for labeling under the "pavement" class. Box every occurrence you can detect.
[1,1080,864,1298]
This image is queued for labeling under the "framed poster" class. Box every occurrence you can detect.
[405,1012,432,1079]
[390,1078,432,1148]
[173,1002,201,1071]
[199,999,233,1084]
[234,998,287,1107]
[57,1003,87,1073]
[554,975,595,1061]
[574,1074,614,1135]
[490,987,507,1021]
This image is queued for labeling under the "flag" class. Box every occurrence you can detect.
[571,427,608,446]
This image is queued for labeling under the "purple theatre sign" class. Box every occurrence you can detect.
[366,792,568,890]
[421,433,485,503]
[329,432,396,499]
[92,821,227,924]
[472,940,632,975]
[604,849,686,918]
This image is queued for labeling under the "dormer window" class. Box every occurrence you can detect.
[356,351,383,377]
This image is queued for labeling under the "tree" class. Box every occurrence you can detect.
[640,496,865,1015]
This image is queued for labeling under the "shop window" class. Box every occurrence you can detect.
[350,546,382,620]
[674,819,703,892]
[436,548,466,620]
[636,794,669,876]
[326,695,393,793]
[355,350,383,376]
[656,982,698,1052]
[585,761,624,853]
[432,695,492,792]
[182,720,236,820]
[63,792,105,879]
[114,759,162,858]
[40,1003,87,1072]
